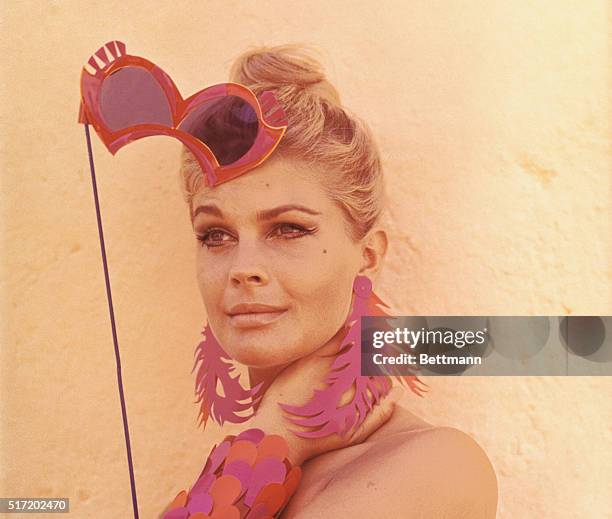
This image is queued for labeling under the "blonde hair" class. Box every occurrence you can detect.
[179,43,386,242]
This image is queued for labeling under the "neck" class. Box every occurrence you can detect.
[247,323,348,399]
[248,363,288,393]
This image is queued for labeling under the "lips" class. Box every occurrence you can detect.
[226,303,288,329]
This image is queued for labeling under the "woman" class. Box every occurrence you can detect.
[168,44,498,518]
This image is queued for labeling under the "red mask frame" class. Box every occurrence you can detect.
[78,40,288,186]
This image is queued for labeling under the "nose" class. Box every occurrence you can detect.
[228,242,270,288]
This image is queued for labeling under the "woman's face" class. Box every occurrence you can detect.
[191,156,365,368]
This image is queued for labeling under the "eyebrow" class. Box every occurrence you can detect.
[192,203,322,221]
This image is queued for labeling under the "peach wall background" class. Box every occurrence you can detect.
[1,1,610,518]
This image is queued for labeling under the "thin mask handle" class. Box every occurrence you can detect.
[84,123,140,519]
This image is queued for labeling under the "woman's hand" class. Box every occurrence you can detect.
[246,334,403,466]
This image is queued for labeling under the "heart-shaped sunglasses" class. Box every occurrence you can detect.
[78,40,288,186]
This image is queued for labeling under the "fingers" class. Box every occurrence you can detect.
[349,385,403,444]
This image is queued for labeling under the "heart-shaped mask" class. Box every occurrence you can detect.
[78,40,288,187]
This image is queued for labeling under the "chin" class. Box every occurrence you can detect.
[219,327,302,368]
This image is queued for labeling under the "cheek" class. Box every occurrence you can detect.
[196,254,226,314]
[282,251,357,346]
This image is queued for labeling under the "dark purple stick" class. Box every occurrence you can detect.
[84,124,140,519]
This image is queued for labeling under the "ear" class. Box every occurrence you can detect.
[358,227,388,282]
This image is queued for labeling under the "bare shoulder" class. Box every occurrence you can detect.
[395,424,496,472]
[288,408,498,519]
[393,425,498,491]
[356,425,499,518]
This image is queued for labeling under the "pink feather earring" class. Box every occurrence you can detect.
[192,324,264,427]
[279,275,428,438]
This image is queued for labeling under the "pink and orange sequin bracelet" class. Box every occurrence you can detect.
[162,428,302,519]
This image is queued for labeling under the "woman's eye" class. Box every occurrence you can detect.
[271,223,313,239]
[196,229,234,248]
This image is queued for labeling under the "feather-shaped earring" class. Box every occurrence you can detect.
[279,275,428,439]
[192,323,264,427]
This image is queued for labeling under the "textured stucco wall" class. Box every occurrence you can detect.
[1,1,610,518]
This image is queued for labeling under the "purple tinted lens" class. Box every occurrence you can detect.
[178,96,259,166]
[100,67,173,130]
